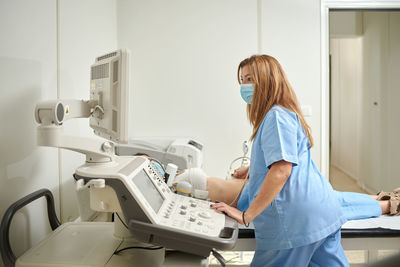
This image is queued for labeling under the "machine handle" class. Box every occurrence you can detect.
[0,189,61,267]
[129,218,238,253]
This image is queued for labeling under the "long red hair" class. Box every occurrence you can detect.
[237,55,313,147]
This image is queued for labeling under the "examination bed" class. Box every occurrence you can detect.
[235,217,400,263]
[1,190,399,266]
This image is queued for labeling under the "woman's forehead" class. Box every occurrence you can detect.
[241,65,252,77]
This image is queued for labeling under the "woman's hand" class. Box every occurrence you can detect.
[210,202,246,225]
[232,165,250,179]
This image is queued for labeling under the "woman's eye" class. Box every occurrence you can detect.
[247,77,252,82]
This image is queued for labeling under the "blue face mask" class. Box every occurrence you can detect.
[240,84,254,104]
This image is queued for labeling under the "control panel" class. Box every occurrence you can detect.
[158,194,225,237]
[132,160,225,237]
[75,156,237,256]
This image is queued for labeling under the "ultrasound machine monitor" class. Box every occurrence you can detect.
[89,49,130,144]
[75,49,238,257]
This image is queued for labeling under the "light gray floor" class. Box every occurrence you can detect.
[330,165,368,194]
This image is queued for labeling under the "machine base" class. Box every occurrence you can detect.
[16,222,207,267]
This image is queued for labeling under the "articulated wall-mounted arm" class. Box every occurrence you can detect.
[35,99,96,125]
[35,99,115,163]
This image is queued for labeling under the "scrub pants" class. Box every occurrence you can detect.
[335,191,381,221]
[250,229,349,267]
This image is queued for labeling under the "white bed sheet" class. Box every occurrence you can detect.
[342,215,400,230]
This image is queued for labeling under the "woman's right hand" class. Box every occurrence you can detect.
[232,165,250,179]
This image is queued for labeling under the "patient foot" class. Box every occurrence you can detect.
[390,191,400,216]
[376,191,391,201]
[377,188,400,200]
[390,199,400,216]
[378,189,400,215]
[174,168,207,191]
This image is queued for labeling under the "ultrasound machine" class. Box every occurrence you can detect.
[1,49,238,267]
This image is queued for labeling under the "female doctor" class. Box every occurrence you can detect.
[210,55,349,267]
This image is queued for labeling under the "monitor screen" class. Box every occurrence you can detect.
[132,170,165,213]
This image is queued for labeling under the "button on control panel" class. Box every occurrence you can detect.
[144,162,226,238]
[158,194,225,237]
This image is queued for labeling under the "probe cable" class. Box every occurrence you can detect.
[114,246,164,254]
[228,161,250,207]
[115,212,129,229]
[211,249,226,267]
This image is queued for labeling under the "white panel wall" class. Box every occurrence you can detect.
[117,0,257,176]
[386,13,400,191]
[261,0,322,168]
[359,12,387,192]
[330,37,362,180]
[361,12,400,192]
[0,0,59,263]
[58,0,118,222]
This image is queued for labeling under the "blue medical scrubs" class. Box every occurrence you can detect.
[246,105,348,267]
[238,186,382,221]
[334,191,381,221]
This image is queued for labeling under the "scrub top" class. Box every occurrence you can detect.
[247,105,346,250]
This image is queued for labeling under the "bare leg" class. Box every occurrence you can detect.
[379,200,390,214]
[175,169,246,204]
[368,194,379,200]
[206,177,246,207]
[368,194,389,214]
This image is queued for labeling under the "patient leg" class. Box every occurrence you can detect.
[368,194,379,200]
[377,200,390,214]
[207,178,246,206]
[367,194,389,214]
[368,194,397,215]
[175,168,246,206]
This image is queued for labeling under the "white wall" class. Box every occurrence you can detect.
[330,37,362,180]
[358,12,387,192]
[117,0,257,176]
[360,12,400,192]
[0,0,59,263]
[261,0,322,167]
[385,13,400,191]
[0,1,118,265]
[117,0,323,177]
[58,0,118,223]
[330,11,363,38]
[330,11,400,192]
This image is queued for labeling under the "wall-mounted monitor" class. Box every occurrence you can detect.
[89,49,130,144]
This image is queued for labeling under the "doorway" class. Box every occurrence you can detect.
[321,2,400,194]
[328,10,400,193]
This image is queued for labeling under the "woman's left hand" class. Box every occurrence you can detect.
[210,202,245,225]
